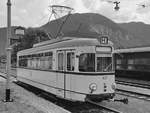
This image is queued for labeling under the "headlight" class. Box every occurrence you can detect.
[111,83,116,90]
[89,83,97,93]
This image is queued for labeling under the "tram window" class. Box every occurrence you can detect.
[27,58,32,68]
[67,52,75,71]
[58,53,64,70]
[37,58,41,68]
[127,59,134,70]
[32,58,37,68]
[40,57,45,69]
[116,59,121,64]
[48,56,53,69]
[44,57,48,69]
[97,57,112,72]
[19,58,27,67]
[44,57,52,69]
[19,52,53,69]
[79,53,95,72]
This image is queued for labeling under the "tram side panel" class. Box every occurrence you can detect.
[17,68,58,94]
[56,72,65,98]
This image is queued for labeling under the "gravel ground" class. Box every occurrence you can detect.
[0,77,70,113]
[0,77,44,113]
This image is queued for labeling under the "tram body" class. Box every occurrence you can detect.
[17,37,116,101]
[114,47,150,80]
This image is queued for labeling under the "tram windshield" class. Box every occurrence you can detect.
[97,57,112,72]
[79,53,95,72]
[79,53,112,72]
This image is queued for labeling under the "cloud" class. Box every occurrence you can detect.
[0,0,7,27]
[136,0,150,13]
[82,0,109,12]
[136,5,150,14]
[1,0,150,27]
[50,0,89,13]
[11,0,51,27]
[19,9,27,14]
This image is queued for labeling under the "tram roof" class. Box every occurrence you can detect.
[33,37,101,47]
[114,47,150,53]
[18,37,113,56]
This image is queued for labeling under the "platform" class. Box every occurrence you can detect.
[0,75,70,113]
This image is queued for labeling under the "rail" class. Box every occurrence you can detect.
[85,98,123,113]
[116,80,150,89]
[116,79,150,101]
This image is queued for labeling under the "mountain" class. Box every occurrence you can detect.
[40,13,144,49]
[118,22,150,46]
[0,13,147,57]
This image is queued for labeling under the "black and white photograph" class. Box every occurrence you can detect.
[0,0,150,113]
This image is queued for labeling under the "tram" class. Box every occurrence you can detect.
[115,47,150,80]
[17,36,116,102]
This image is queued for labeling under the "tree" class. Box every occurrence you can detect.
[11,28,49,66]
[20,28,49,50]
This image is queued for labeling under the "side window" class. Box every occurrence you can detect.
[28,58,33,68]
[19,52,53,70]
[39,52,53,69]
[37,58,41,69]
[79,53,95,72]
[48,55,53,69]
[67,52,75,71]
[19,56,27,67]
[44,57,49,69]
[58,52,64,70]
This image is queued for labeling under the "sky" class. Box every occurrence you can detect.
[1,0,150,27]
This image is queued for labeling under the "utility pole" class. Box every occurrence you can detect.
[5,0,12,102]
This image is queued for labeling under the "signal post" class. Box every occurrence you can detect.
[5,0,12,102]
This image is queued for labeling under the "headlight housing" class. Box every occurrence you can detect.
[89,83,97,93]
[111,83,116,91]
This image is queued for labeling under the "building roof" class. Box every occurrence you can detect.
[114,47,150,53]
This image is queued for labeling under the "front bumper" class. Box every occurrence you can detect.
[86,93,115,102]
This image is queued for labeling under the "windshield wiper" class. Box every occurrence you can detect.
[103,63,112,72]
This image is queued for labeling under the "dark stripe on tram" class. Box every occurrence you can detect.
[17,67,115,76]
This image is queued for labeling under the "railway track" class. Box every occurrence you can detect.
[17,81,124,113]
[116,80,150,89]
[13,80,125,113]
[1,70,150,112]
[116,79,150,101]
[0,70,124,113]
[116,88,150,101]
[86,99,123,113]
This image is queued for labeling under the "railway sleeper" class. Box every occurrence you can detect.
[113,98,128,104]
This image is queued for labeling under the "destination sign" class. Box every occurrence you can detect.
[96,46,112,52]
[98,36,109,44]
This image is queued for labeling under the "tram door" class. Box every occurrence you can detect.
[56,50,75,99]
[56,51,65,98]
